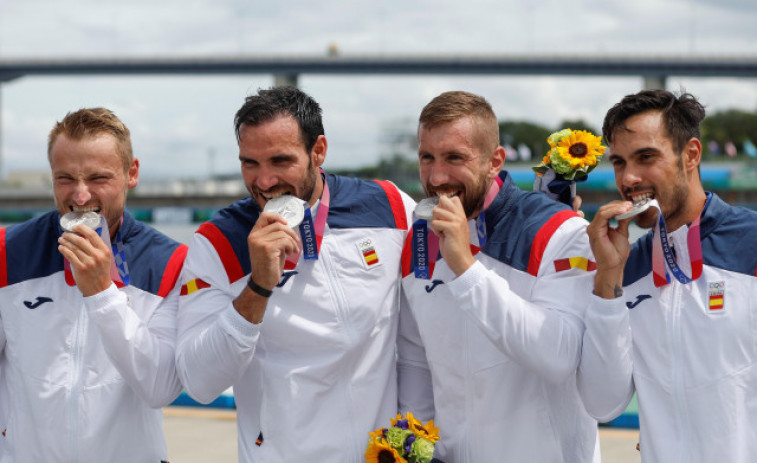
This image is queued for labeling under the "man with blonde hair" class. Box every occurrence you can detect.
[398,91,602,462]
[0,108,186,462]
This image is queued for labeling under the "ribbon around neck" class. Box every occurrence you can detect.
[283,170,330,270]
[650,200,703,287]
[412,177,502,279]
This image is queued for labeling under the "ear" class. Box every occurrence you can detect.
[311,135,327,168]
[487,146,506,180]
[682,138,702,174]
[127,158,140,190]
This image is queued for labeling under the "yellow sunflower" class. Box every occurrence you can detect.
[369,427,387,440]
[365,437,407,463]
[406,413,440,443]
[389,413,405,427]
[552,130,605,171]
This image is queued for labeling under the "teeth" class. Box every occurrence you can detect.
[72,207,100,213]
[435,192,458,198]
[262,192,291,200]
[630,193,652,205]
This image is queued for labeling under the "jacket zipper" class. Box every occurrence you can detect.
[671,234,693,462]
[320,243,361,462]
[69,304,87,462]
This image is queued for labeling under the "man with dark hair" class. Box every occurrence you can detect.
[0,107,187,462]
[398,91,601,462]
[579,89,757,462]
[175,86,416,462]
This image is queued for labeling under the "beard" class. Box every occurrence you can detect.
[248,160,319,208]
[426,177,490,219]
[631,165,689,230]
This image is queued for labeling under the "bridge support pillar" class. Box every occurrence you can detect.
[643,75,667,90]
[273,73,299,88]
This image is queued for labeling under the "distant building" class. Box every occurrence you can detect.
[5,170,51,188]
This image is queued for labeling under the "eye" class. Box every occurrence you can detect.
[445,153,466,164]
[639,153,654,162]
[271,156,294,166]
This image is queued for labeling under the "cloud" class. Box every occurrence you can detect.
[0,0,756,181]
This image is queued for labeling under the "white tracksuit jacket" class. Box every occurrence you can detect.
[579,193,757,462]
[398,171,601,463]
[175,175,415,463]
[0,211,186,463]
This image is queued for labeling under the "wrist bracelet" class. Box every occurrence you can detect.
[247,277,273,298]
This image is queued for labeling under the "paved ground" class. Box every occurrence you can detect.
[163,406,641,462]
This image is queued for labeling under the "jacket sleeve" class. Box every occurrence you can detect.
[85,282,183,408]
[577,294,635,422]
[175,233,260,404]
[0,312,5,356]
[446,217,591,384]
[397,284,434,421]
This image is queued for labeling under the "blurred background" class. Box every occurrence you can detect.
[1,0,757,231]
[2,1,755,460]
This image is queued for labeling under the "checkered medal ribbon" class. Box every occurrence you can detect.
[111,228,130,286]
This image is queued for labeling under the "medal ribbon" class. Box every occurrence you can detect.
[412,177,502,279]
[284,170,330,270]
[650,202,703,287]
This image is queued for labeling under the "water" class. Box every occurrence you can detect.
[152,223,200,245]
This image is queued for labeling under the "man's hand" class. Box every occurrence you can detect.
[247,212,301,290]
[233,212,300,324]
[58,225,113,297]
[587,201,633,299]
[573,195,585,219]
[430,195,475,277]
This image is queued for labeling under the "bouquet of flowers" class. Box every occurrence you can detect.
[532,128,605,206]
[365,412,440,463]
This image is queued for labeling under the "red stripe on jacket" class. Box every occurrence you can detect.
[0,227,7,288]
[527,210,579,277]
[158,244,188,298]
[197,222,245,284]
[373,180,408,231]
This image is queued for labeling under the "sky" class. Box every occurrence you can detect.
[1,0,756,182]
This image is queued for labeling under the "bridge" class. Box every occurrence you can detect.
[3,54,757,88]
[2,53,757,180]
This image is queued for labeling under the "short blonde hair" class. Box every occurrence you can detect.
[48,107,133,171]
[419,91,500,155]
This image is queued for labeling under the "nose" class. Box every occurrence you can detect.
[426,163,450,187]
[619,163,643,190]
[255,166,279,192]
[73,181,91,205]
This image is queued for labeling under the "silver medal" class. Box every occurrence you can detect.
[414,196,439,221]
[615,198,657,220]
[60,211,101,233]
[264,196,306,228]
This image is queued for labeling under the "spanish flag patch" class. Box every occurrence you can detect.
[553,257,597,272]
[708,281,725,312]
[356,237,382,269]
[180,278,211,295]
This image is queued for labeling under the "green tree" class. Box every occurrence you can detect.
[499,121,552,163]
[702,109,757,159]
[557,119,599,135]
